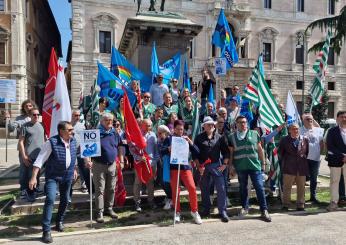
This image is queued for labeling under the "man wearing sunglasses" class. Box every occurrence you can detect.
[29,121,78,243]
[18,108,45,202]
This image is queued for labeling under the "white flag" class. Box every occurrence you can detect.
[285,90,301,126]
[50,63,72,136]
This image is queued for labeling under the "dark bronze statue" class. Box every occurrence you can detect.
[135,0,166,13]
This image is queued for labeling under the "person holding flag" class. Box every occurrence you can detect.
[200,69,216,113]
[193,116,230,222]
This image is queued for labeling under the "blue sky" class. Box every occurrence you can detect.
[48,0,71,64]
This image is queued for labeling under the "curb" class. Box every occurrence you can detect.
[1,208,344,243]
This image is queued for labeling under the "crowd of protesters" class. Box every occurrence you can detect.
[5,69,346,243]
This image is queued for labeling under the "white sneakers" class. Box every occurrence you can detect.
[163,198,172,210]
[191,211,203,225]
[174,211,203,225]
[175,212,181,223]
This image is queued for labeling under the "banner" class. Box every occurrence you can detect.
[0,79,16,103]
[170,136,189,165]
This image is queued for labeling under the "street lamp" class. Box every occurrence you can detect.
[296,32,305,113]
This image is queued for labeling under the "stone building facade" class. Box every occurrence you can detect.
[70,0,346,118]
[0,0,61,125]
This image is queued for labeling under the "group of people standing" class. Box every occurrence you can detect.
[4,69,346,243]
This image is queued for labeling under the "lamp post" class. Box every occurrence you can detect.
[296,32,305,113]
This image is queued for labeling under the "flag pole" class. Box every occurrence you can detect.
[173,162,181,227]
[89,168,93,228]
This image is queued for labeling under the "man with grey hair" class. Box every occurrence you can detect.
[299,113,324,203]
[84,112,124,223]
[130,118,159,212]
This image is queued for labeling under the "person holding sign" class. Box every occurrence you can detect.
[193,116,230,223]
[161,120,202,224]
[28,121,78,243]
[84,113,124,223]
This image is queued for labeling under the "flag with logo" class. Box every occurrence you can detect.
[286,90,302,126]
[50,62,72,137]
[111,46,152,92]
[212,8,238,70]
[309,29,331,107]
[97,62,136,110]
[160,53,181,84]
[151,41,160,83]
[243,55,284,129]
[42,48,58,138]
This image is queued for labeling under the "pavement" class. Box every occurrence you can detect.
[2,211,346,245]
[0,139,18,167]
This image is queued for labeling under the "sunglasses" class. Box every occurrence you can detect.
[73,114,81,117]
[32,113,40,116]
[144,96,150,99]
[65,128,74,132]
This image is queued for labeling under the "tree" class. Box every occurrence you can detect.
[305,90,329,124]
[305,4,346,55]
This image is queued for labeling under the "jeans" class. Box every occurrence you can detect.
[237,170,268,211]
[200,162,227,214]
[19,157,40,195]
[42,178,72,232]
[308,160,320,199]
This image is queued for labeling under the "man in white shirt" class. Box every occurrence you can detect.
[299,113,324,203]
[29,121,78,243]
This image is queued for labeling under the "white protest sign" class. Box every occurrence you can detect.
[170,136,189,165]
[214,57,227,76]
[80,129,101,158]
[0,79,16,103]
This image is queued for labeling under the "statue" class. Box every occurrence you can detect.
[134,0,166,13]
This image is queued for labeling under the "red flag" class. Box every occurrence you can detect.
[123,89,146,149]
[114,161,127,207]
[133,152,153,184]
[42,48,58,138]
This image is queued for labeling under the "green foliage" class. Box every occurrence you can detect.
[306,4,346,55]
[305,90,330,123]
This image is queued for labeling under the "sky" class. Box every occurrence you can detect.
[48,0,72,65]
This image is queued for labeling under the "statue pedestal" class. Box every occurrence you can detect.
[118,11,203,75]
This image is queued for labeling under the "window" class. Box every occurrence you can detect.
[264,0,271,9]
[296,101,303,115]
[0,42,5,64]
[212,44,216,57]
[328,82,335,90]
[0,0,4,11]
[265,80,272,89]
[297,0,304,12]
[99,31,111,53]
[189,40,193,59]
[263,43,271,62]
[296,46,304,64]
[328,0,335,15]
[296,81,303,90]
[328,102,335,118]
[328,47,335,65]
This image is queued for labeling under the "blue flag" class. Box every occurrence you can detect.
[182,58,191,92]
[110,46,152,92]
[208,83,215,106]
[240,99,254,126]
[151,42,160,78]
[212,9,238,70]
[160,53,181,85]
[97,61,136,110]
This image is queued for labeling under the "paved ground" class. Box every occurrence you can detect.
[4,211,346,245]
[0,139,18,166]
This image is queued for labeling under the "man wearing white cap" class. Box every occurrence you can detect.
[192,116,230,222]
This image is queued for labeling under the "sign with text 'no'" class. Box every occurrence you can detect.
[79,129,101,158]
[214,58,227,76]
[0,79,16,103]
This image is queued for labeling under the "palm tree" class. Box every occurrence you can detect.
[305,4,346,55]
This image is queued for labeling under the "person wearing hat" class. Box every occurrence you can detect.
[227,115,272,222]
[192,116,230,222]
[149,73,169,106]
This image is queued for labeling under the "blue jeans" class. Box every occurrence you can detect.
[200,162,227,215]
[19,157,40,194]
[308,159,320,199]
[237,170,268,212]
[42,178,72,232]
